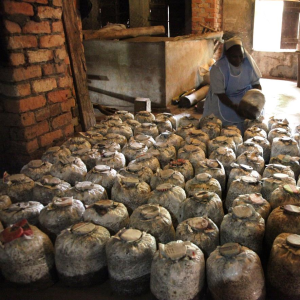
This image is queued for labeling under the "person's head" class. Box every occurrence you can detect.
[224,37,244,67]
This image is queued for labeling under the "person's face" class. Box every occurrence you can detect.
[225,45,244,67]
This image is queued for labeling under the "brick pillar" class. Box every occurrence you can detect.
[0,0,81,173]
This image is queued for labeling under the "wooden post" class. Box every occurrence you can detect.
[62,0,96,131]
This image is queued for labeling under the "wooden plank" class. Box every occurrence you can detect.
[62,0,96,130]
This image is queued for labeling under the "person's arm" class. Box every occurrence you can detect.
[252,83,262,90]
[216,93,240,113]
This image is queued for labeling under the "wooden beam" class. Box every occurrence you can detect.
[62,0,96,131]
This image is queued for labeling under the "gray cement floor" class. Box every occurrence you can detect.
[1,78,300,300]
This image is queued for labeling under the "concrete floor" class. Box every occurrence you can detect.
[1,78,300,300]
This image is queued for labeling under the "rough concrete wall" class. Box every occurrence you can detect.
[223,0,297,80]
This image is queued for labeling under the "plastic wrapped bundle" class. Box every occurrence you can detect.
[155,131,184,151]
[267,233,300,300]
[156,112,177,129]
[50,156,87,186]
[178,115,199,128]
[208,136,236,156]
[164,159,194,181]
[119,164,153,184]
[79,131,104,146]
[38,196,85,237]
[147,143,177,168]
[265,205,300,249]
[96,151,126,171]
[106,228,156,296]
[129,134,156,148]
[238,89,265,119]
[246,136,271,162]
[244,115,269,133]
[293,124,300,146]
[175,124,196,139]
[107,124,133,140]
[244,126,267,142]
[41,146,71,164]
[261,174,296,201]
[0,195,12,210]
[33,175,71,205]
[209,147,236,176]
[207,243,266,300]
[176,217,219,258]
[227,163,261,190]
[194,159,226,191]
[114,110,134,122]
[232,193,271,221]
[124,119,141,131]
[185,173,222,198]
[93,140,121,153]
[236,141,263,158]
[269,184,300,210]
[64,181,107,206]
[85,165,117,198]
[226,176,262,210]
[63,137,92,153]
[104,133,127,148]
[220,129,243,147]
[220,204,265,255]
[111,176,151,213]
[270,120,291,133]
[20,160,52,181]
[1,174,34,203]
[128,153,160,173]
[0,201,43,226]
[88,123,109,136]
[271,137,300,158]
[201,122,221,140]
[101,115,123,127]
[236,150,265,175]
[263,163,295,179]
[268,116,289,131]
[134,111,155,123]
[83,200,129,234]
[0,220,55,286]
[72,148,101,171]
[148,184,186,226]
[199,113,222,129]
[55,222,110,286]
[122,141,148,164]
[179,191,224,227]
[150,240,205,300]
[186,128,210,146]
[154,119,173,133]
[185,136,207,156]
[129,204,175,244]
[270,154,300,179]
[178,145,206,170]
[268,128,291,144]
[150,169,185,190]
[134,123,159,138]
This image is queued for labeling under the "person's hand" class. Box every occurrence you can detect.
[230,103,244,117]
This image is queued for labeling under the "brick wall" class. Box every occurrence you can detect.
[0,0,80,174]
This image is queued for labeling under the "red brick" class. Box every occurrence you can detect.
[4,20,21,34]
[37,6,62,19]
[20,112,36,127]
[39,129,63,147]
[50,103,61,117]
[55,47,67,60]
[31,78,57,93]
[3,1,34,16]
[53,0,62,7]
[47,89,71,103]
[52,21,63,33]
[27,49,53,63]
[8,139,39,155]
[12,65,42,82]
[63,124,74,137]
[1,111,36,128]
[42,64,56,76]
[8,36,37,50]
[61,97,75,112]
[26,139,39,153]
[9,53,25,66]
[22,21,51,34]
[23,0,48,3]
[23,120,49,140]
[55,63,67,74]
[39,35,65,48]
[0,82,31,97]
[58,76,73,88]
[3,95,46,113]
[52,112,72,129]
[35,107,50,122]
